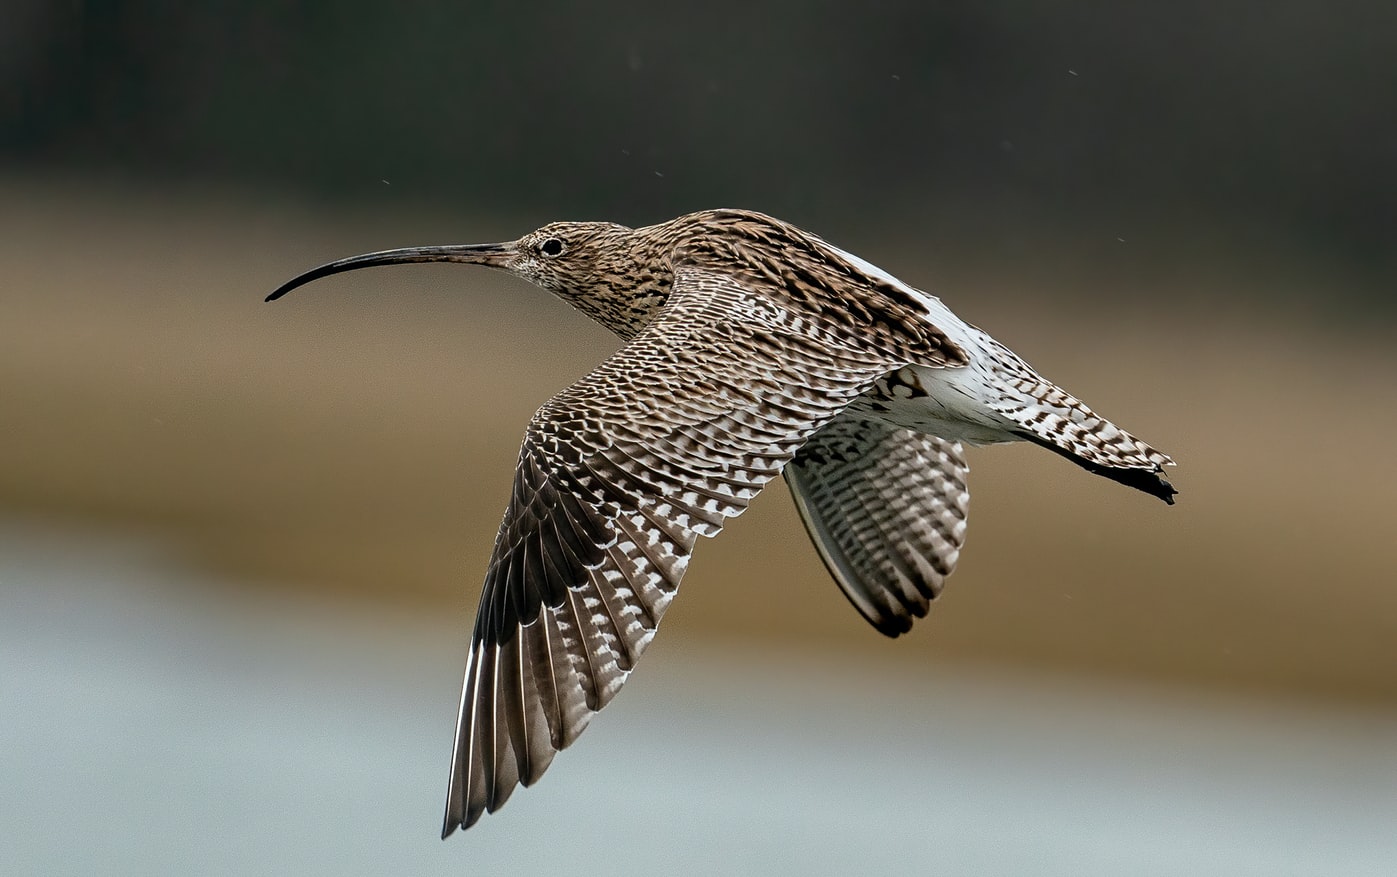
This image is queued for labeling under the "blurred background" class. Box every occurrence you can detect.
[3,2,1395,874]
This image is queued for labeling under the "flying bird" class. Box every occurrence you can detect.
[266,208,1176,837]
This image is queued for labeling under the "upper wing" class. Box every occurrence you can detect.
[443,265,909,835]
[785,416,970,637]
[977,335,1176,502]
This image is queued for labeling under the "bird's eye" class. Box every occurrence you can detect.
[539,238,565,257]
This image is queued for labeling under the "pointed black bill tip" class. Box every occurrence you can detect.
[264,282,298,303]
[264,243,515,303]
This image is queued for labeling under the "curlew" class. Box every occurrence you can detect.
[266,208,1176,836]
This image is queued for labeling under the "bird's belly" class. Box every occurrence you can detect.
[848,365,1019,446]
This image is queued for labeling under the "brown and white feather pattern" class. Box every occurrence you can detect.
[962,337,1165,470]
[444,263,920,834]
[265,206,1177,838]
[668,212,969,369]
[786,416,970,637]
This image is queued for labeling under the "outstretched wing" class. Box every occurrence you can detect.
[785,416,970,637]
[443,265,922,835]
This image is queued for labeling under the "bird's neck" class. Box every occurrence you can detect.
[562,233,678,340]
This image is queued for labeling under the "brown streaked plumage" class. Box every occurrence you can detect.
[265,208,1177,837]
[787,419,970,637]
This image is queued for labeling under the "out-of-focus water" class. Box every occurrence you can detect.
[4,521,1395,876]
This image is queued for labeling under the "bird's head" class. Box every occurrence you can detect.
[266,219,676,337]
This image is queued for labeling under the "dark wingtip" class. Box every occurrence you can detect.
[1160,479,1178,506]
[872,615,912,639]
[1113,465,1178,504]
[1085,460,1178,504]
[1019,433,1179,504]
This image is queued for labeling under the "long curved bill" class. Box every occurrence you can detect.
[265,243,516,302]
